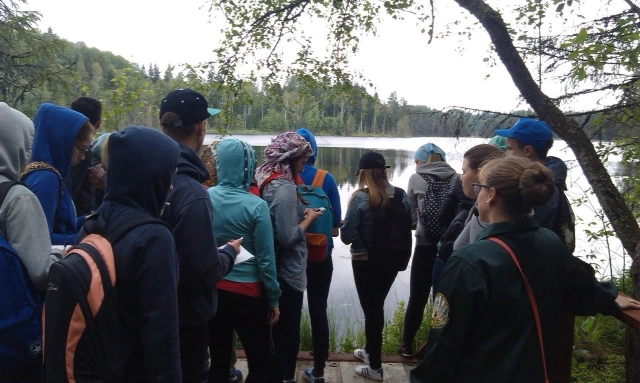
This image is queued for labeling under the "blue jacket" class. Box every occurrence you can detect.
[23,103,89,245]
[208,138,281,307]
[161,143,236,327]
[84,126,182,381]
[296,128,342,252]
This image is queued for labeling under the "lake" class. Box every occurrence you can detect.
[205,134,627,331]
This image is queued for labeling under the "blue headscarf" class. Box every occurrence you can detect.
[415,143,446,163]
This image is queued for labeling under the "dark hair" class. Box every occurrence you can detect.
[510,137,554,161]
[76,121,95,143]
[480,156,555,217]
[463,144,505,171]
[71,97,102,125]
[160,111,197,140]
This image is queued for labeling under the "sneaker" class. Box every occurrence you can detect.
[353,348,370,364]
[355,365,383,382]
[301,368,324,383]
[397,343,414,358]
[229,369,243,383]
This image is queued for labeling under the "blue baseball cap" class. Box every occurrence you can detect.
[494,118,553,150]
[415,143,446,162]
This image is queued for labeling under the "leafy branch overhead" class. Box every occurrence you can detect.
[207,0,427,92]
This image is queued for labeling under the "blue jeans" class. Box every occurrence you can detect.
[269,278,304,383]
[306,254,334,376]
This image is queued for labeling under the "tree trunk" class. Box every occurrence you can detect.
[454,0,640,379]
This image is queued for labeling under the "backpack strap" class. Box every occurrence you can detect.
[311,169,327,188]
[0,181,23,208]
[487,236,550,383]
[20,162,64,232]
[259,172,283,196]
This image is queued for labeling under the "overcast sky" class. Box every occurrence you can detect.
[24,0,546,112]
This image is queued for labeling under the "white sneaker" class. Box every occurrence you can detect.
[353,348,370,364]
[355,365,383,382]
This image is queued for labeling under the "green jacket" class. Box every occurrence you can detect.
[411,217,618,383]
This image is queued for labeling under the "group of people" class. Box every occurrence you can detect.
[1,88,639,383]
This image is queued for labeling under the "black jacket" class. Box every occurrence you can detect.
[161,143,235,327]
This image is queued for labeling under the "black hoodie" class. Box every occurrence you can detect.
[86,126,181,381]
[161,143,235,327]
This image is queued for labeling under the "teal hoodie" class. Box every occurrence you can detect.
[208,139,281,307]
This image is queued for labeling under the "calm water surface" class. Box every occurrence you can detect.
[205,134,626,331]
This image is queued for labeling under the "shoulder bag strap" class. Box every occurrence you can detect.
[311,169,327,188]
[487,236,550,383]
[20,162,64,232]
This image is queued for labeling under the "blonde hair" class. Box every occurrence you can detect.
[355,168,390,209]
[101,136,110,171]
[427,153,443,163]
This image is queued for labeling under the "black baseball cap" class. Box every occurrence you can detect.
[159,89,220,127]
[355,151,390,175]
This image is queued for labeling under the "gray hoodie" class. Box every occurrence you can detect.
[408,161,458,246]
[0,102,61,292]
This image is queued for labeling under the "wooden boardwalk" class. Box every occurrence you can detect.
[234,351,417,382]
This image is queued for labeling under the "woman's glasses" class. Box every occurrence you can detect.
[472,183,491,195]
[74,143,90,155]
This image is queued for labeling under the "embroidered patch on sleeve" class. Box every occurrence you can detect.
[431,292,450,329]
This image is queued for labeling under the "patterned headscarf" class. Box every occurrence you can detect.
[255,131,313,188]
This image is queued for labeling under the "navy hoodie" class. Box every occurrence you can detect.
[86,126,182,381]
[161,143,236,327]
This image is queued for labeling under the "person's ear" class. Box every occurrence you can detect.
[487,187,498,205]
[197,120,206,138]
[93,119,102,131]
[524,145,535,159]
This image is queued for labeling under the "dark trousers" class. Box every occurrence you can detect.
[208,290,271,383]
[179,322,210,383]
[306,254,334,376]
[402,244,438,347]
[269,278,304,383]
[352,259,398,369]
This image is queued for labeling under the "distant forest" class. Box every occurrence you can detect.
[10,30,619,140]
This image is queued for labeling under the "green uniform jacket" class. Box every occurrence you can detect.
[411,217,619,383]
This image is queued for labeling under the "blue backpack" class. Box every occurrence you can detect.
[298,169,334,262]
[0,181,44,376]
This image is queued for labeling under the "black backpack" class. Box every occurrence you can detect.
[43,213,170,382]
[553,188,576,254]
[0,181,44,377]
[364,187,412,271]
[419,174,457,242]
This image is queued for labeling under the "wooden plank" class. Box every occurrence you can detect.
[340,361,366,383]
[234,358,248,380]
[613,292,640,330]
[296,360,309,382]
[325,361,343,383]
[403,364,415,380]
[383,363,409,383]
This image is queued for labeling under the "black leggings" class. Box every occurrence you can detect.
[208,290,271,383]
[352,259,398,369]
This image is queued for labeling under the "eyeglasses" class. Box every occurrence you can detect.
[472,183,492,195]
[74,143,90,155]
